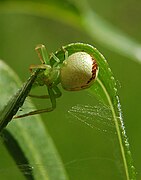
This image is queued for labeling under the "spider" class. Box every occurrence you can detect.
[15,44,98,118]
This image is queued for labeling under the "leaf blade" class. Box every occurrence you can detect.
[53,42,136,180]
[0,60,69,180]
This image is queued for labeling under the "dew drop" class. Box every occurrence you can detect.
[111,76,114,80]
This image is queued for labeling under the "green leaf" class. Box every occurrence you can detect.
[0,60,68,180]
[51,43,136,180]
[0,42,136,179]
[72,0,141,64]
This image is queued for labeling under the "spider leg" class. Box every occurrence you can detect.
[35,44,50,65]
[13,86,61,119]
[28,85,62,99]
[61,47,68,60]
[51,53,60,67]
[29,64,49,72]
[53,86,62,98]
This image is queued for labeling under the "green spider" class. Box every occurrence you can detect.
[15,44,98,118]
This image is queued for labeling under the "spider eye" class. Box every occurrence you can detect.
[60,52,99,91]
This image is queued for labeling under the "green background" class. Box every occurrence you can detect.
[0,0,141,179]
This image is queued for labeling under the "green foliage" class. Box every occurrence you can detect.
[0,0,140,179]
[0,60,68,180]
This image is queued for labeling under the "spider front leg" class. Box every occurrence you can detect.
[51,48,68,68]
[35,44,50,65]
[61,47,68,60]
[51,53,60,67]
[29,64,50,72]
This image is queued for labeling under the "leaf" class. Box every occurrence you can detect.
[0,69,40,132]
[0,60,69,180]
[72,0,141,64]
[51,43,136,180]
[0,41,136,179]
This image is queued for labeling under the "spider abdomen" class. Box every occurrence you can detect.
[60,52,98,91]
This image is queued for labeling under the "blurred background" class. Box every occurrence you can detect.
[0,0,141,179]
